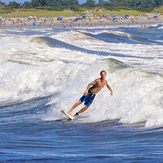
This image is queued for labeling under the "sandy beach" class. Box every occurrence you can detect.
[0,15,163,29]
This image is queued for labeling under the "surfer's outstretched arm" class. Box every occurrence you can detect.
[106,83,113,95]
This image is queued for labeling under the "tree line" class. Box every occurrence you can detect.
[0,0,163,9]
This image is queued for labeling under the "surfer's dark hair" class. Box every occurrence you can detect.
[100,70,106,75]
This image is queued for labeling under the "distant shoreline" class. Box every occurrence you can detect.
[0,15,163,30]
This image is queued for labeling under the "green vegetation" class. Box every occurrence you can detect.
[0,0,162,18]
[0,9,79,18]
[0,8,156,18]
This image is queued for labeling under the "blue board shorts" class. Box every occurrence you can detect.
[79,90,96,106]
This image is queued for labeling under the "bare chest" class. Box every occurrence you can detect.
[95,80,106,88]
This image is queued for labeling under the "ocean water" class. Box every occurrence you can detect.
[0,24,163,162]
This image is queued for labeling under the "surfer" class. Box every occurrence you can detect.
[67,70,113,117]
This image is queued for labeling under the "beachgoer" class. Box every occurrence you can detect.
[67,70,113,117]
[39,22,41,28]
[33,21,35,27]
[3,22,6,27]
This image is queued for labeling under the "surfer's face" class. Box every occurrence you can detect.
[101,72,106,78]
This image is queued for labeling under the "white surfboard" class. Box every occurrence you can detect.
[61,110,76,120]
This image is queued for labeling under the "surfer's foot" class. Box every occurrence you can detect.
[67,111,72,116]
[74,112,79,117]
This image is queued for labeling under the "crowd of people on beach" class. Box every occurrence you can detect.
[0,16,51,28]
[0,13,161,29]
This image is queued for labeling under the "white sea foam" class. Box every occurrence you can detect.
[52,30,163,73]
[0,32,100,104]
[79,29,132,38]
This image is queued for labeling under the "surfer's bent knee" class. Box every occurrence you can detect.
[85,105,89,109]
[78,101,83,104]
